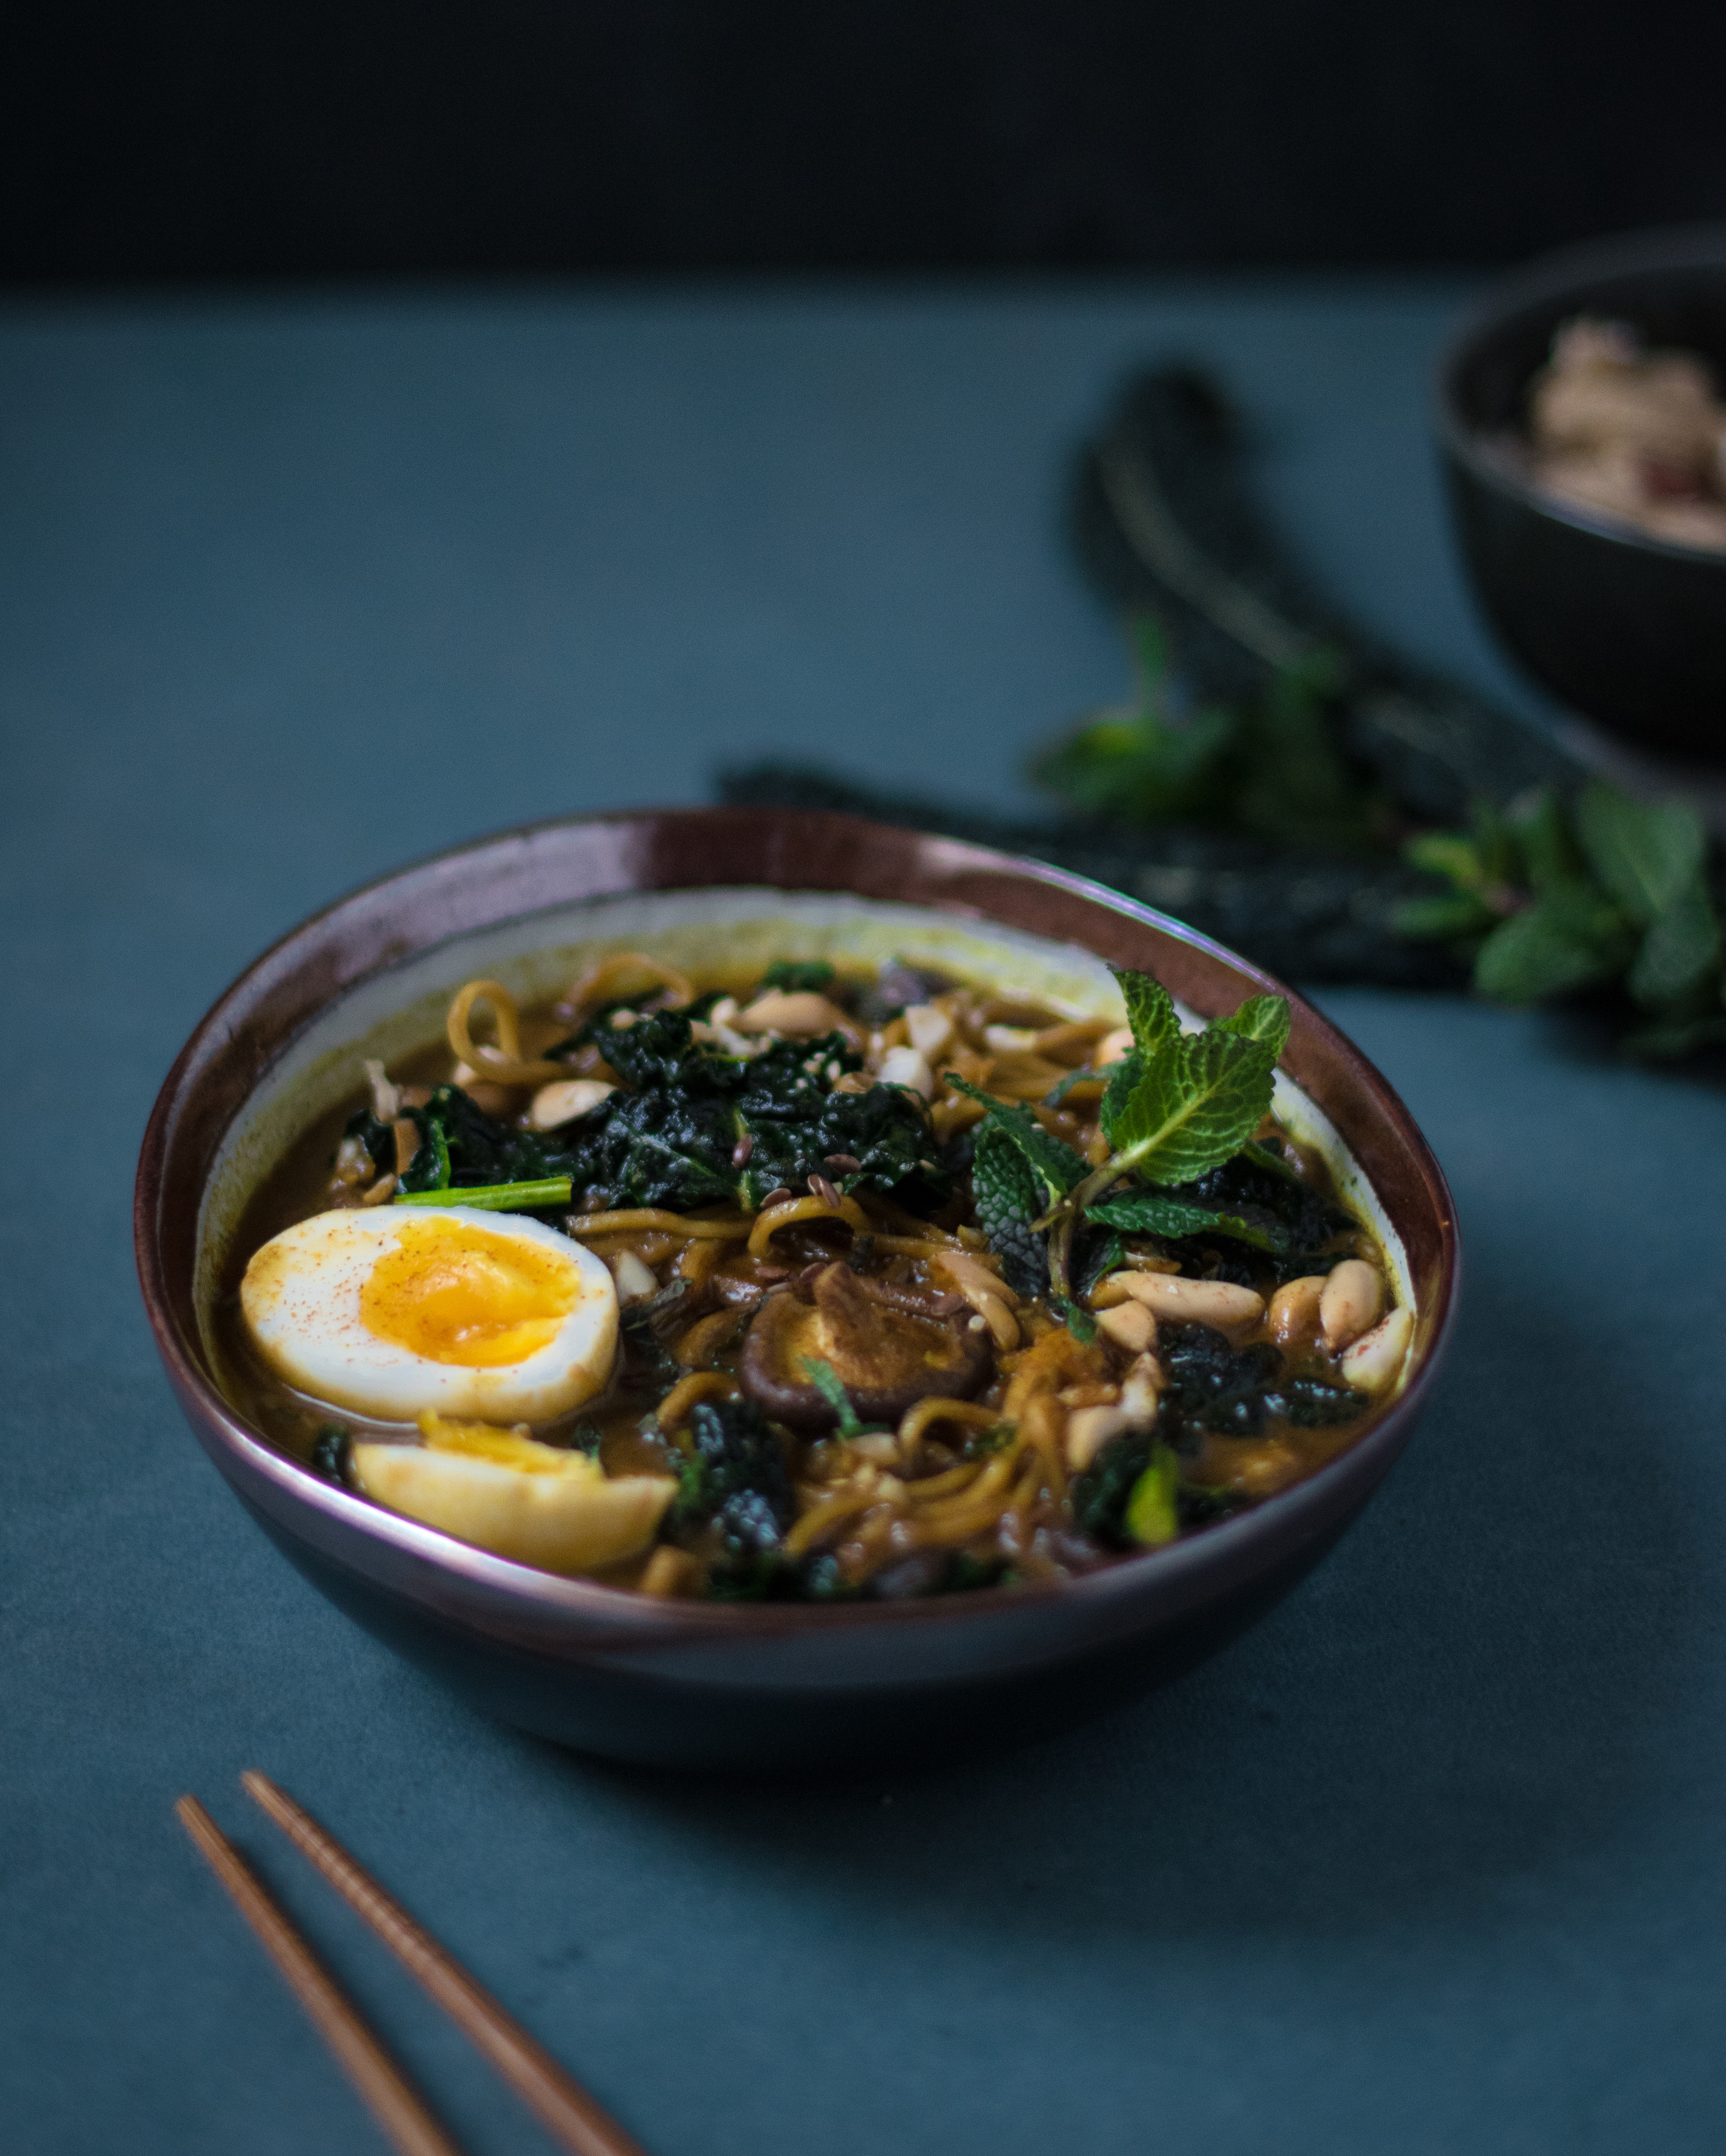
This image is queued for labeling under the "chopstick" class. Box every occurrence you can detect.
[174,1796,467,2156]
[241,1770,651,2156]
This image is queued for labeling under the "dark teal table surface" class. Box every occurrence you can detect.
[5,281,1724,2156]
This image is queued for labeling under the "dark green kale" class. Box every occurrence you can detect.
[672,1397,794,1562]
[397,1009,948,1217]
[1169,1148,1352,1253]
[1159,1323,1284,1438]
[340,1108,399,1183]
[1262,1377,1369,1427]
[1072,1429,1157,1547]
[397,1085,569,1196]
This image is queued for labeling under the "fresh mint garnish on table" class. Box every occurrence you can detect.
[1395,781,1726,1055]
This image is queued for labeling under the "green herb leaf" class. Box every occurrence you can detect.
[946,1079,1087,1204]
[1211,992,1292,1057]
[1390,890,1500,942]
[797,1357,893,1441]
[971,1126,1050,1299]
[1098,1024,1279,1185]
[1629,875,1721,1006]
[1087,1188,1288,1251]
[1113,965,1180,1057]
[1575,781,1707,927]
[1055,1296,1098,1344]
[799,1356,864,1438]
[1473,883,1633,1003]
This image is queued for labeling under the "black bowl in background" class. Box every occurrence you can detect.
[1436,224,1726,766]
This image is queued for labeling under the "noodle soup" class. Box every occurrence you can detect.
[217,945,1413,1603]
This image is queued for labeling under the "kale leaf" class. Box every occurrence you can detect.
[1158,1323,1283,1438]
[672,1397,794,1560]
[399,1009,948,1216]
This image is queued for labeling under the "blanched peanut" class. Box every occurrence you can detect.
[1320,1258,1383,1351]
[1095,1025,1135,1065]
[736,991,855,1039]
[877,1045,936,1100]
[528,1078,617,1131]
[1268,1274,1326,1350]
[903,1003,955,1058]
[1339,1305,1414,1393]
[1096,1301,1157,1354]
[1065,1404,1133,1472]
[1119,1352,1163,1425]
[1112,1272,1264,1333]
[608,1251,658,1303]
[1065,1349,1163,1469]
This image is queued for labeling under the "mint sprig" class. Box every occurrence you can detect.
[1396,782,1726,1057]
[952,968,1291,1303]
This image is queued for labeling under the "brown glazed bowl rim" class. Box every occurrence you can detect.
[135,807,1458,1645]
[1435,219,1726,570]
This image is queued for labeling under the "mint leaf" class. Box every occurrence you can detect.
[1391,890,1499,942]
[1212,993,1292,1058]
[1087,1189,1288,1252]
[798,1356,883,1440]
[1474,883,1633,1002]
[1629,875,1721,1006]
[947,1080,1086,1204]
[971,1126,1051,1300]
[1575,782,1706,927]
[1112,966,1180,1057]
[1101,1026,1279,1185]
[1511,789,1588,891]
[1099,1048,1144,1144]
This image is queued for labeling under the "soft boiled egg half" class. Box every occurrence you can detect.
[239,1206,619,1425]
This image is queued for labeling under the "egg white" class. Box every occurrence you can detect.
[239,1205,619,1423]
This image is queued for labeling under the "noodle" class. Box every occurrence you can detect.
[568,1209,752,1241]
[745,1193,871,1260]
[445,979,568,1086]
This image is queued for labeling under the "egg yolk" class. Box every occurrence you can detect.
[360,1218,580,1367]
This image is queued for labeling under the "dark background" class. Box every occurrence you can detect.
[7,0,1726,285]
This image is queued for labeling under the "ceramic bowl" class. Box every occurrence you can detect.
[1436,222,1726,764]
[135,807,1458,1774]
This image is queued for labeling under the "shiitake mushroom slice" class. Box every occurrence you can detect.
[740,1262,993,1432]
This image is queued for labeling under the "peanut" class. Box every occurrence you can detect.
[528,1078,617,1131]
[1096,1301,1157,1354]
[1320,1258,1383,1351]
[1111,1272,1264,1333]
[1268,1274,1327,1350]
[1339,1305,1414,1393]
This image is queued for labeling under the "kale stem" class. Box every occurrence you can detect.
[394,1177,574,1212]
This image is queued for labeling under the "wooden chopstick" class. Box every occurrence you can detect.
[241,1770,651,2156]
[174,1796,467,2156]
